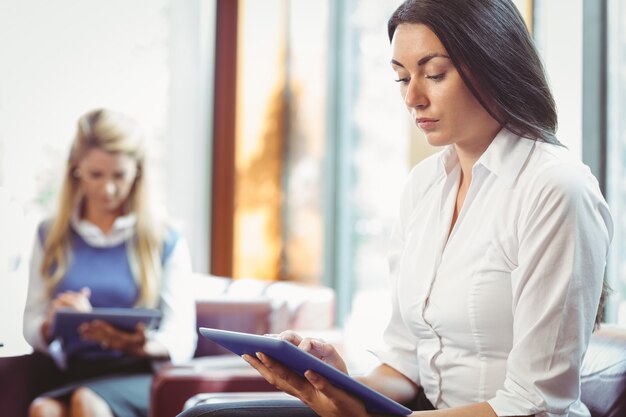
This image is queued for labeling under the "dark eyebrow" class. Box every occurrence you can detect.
[390,53,450,68]
[417,53,450,66]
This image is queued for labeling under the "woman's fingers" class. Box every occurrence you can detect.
[243,353,310,398]
[48,290,92,334]
[304,370,335,394]
[299,338,348,374]
[244,353,370,417]
[303,371,373,417]
[52,288,92,312]
[79,320,146,353]
[278,330,303,346]
[79,320,111,344]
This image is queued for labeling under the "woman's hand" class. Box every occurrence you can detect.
[42,287,92,343]
[51,287,93,312]
[270,331,349,374]
[243,331,370,417]
[79,320,147,356]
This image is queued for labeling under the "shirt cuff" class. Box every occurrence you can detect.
[488,379,569,417]
[151,330,196,364]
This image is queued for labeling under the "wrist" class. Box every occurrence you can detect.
[124,334,149,357]
[41,321,51,344]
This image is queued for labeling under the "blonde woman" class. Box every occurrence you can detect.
[23,109,196,417]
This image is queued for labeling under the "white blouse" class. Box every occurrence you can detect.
[23,213,197,365]
[374,129,613,417]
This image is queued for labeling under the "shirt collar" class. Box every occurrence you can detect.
[438,145,460,177]
[437,128,536,188]
[70,207,137,247]
[474,128,536,188]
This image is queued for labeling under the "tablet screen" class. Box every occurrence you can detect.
[49,307,161,341]
[199,327,412,415]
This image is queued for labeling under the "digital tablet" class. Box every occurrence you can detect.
[49,307,161,341]
[199,327,412,415]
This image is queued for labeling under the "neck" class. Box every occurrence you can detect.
[82,203,123,234]
[454,125,502,184]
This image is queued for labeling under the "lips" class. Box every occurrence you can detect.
[416,117,439,130]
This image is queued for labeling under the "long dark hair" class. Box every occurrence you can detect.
[388,0,560,145]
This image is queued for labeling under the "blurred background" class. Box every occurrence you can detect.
[0,0,625,362]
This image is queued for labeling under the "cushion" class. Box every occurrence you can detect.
[581,326,626,417]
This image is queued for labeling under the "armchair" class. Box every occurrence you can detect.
[580,325,626,417]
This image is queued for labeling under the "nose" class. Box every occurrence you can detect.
[104,181,117,197]
[404,79,428,109]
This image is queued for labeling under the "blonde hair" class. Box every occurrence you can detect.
[41,109,164,307]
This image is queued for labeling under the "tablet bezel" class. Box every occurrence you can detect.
[49,307,161,340]
[198,327,412,416]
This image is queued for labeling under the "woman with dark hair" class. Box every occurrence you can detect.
[181,1,612,416]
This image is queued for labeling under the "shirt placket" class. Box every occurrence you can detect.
[421,165,485,408]
[421,169,459,407]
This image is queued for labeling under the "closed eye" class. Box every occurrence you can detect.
[425,73,445,81]
[394,77,410,84]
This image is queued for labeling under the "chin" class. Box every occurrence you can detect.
[423,133,450,148]
[103,202,123,212]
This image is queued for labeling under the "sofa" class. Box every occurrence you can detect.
[580,325,626,417]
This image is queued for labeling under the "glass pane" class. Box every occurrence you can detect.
[339,0,412,370]
[232,0,329,284]
[533,0,583,157]
[283,0,330,284]
[606,0,626,324]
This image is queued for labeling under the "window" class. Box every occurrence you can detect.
[607,0,626,324]
[533,0,584,156]
[325,0,413,365]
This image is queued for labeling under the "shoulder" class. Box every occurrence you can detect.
[162,225,183,263]
[36,218,55,244]
[516,143,610,232]
[522,143,600,200]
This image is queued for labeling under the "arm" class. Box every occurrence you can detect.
[356,365,419,407]
[23,230,94,351]
[486,164,612,417]
[23,232,52,351]
[148,237,196,362]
